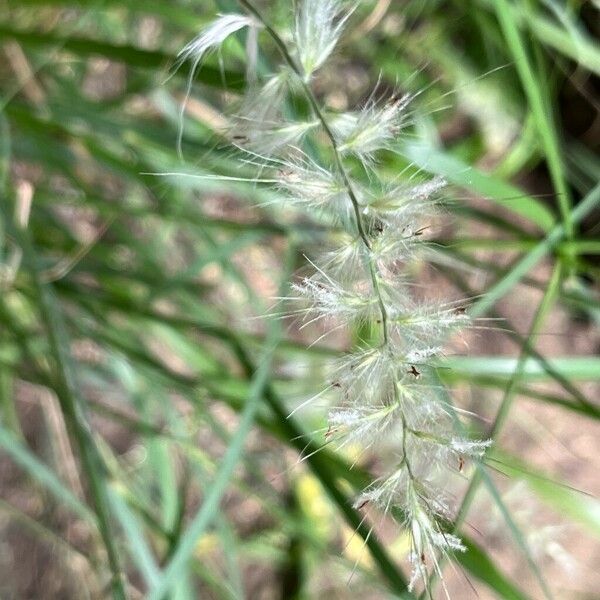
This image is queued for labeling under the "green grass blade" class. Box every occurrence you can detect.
[450,264,563,599]
[0,25,244,91]
[4,213,127,599]
[478,466,554,599]
[458,537,531,600]
[108,484,161,589]
[8,0,202,28]
[490,453,600,539]
[472,180,600,317]
[494,0,572,238]
[401,141,556,232]
[0,426,94,522]
[146,245,293,600]
[444,356,600,382]
[478,0,600,75]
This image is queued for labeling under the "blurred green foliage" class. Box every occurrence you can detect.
[0,0,599,598]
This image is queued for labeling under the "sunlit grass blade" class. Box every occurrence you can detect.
[493,0,572,240]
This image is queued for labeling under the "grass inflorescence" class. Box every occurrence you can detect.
[1,0,599,598]
[177,1,494,594]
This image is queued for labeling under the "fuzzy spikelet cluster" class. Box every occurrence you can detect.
[294,0,353,78]
[179,1,490,594]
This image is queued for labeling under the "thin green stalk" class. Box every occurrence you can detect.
[471,180,600,317]
[5,215,127,599]
[146,243,293,600]
[436,263,564,599]
[494,0,573,240]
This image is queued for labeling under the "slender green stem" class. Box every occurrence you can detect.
[471,180,600,317]
[494,0,573,240]
[5,215,127,599]
[423,263,565,600]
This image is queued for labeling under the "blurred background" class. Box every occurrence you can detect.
[0,0,599,598]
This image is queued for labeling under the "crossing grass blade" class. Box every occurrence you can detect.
[457,536,532,600]
[471,181,600,317]
[0,426,95,522]
[489,453,600,539]
[2,213,127,599]
[493,0,572,239]
[146,245,292,600]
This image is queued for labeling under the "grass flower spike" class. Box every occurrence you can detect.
[180,1,491,595]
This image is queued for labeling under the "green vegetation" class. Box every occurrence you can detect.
[0,1,598,598]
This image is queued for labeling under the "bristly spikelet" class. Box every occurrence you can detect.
[237,69,293,124]
[231,69,320,155]
[178,1,490,595]
[275,156,358,224]
[173,13,259,155]
[365,176,447,221]
[176,14,258,71]
[294,0,351,79]
[290,275,378,330]
[332,92,413,162]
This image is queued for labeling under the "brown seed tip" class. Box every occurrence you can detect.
[408,365,421,378]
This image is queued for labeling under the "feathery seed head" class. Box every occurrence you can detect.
[405,346,443,363]
[276,158,357,222]
[333,93,413,161]
[449,437,492,457]
[327,401,400,449]
[294,0,351,79]
[318,233,366,282]
[180,3,491,594]
[291,275,378,328]
[231,71,320,155]
[367,176,447,220]
[177,14,258,69]
[387,299,471,346]
[237,69,295,124]
[232,118,320,155]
